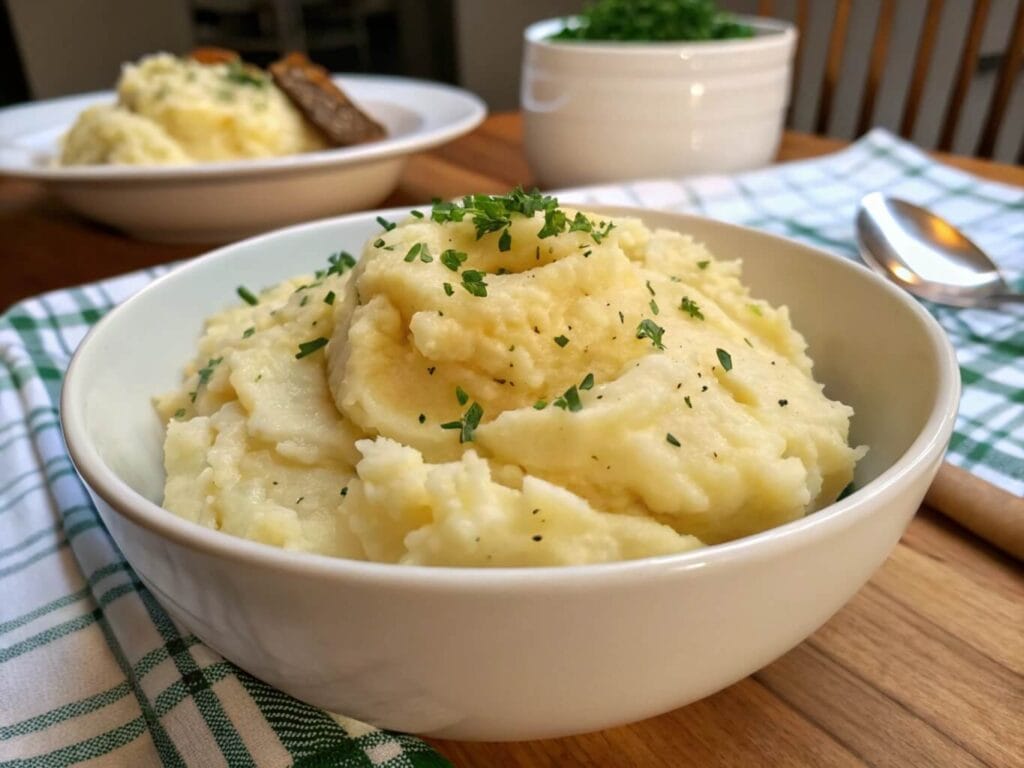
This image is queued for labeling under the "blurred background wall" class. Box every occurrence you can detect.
[1,0,1021,161]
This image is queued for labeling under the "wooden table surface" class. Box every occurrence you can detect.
[3,116,1022,767]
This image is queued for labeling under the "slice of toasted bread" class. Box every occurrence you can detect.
[270,52,386,146]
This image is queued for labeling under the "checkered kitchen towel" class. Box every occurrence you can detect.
[564,128,1024,497]
[0,129,1021,767]
[0,266,449,765]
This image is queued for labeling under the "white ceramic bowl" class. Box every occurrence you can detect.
[521,17,796,187]
[61,207,958,741]
[0,75,485,243]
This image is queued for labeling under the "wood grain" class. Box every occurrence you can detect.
[3,117,1022,767]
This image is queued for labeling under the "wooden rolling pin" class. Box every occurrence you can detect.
[925,462,1024,560]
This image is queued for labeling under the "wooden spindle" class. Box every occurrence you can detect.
[938,0,992,151]
[978,0,1024,157]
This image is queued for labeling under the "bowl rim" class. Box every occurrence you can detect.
[60,205,960,589]
[524,14,796,54]
[0,74,486,183]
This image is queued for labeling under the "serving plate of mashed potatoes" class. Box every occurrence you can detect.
[62,197,958,738]
[0,53,485,242]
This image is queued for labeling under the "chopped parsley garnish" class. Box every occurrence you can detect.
[554,335,570,348]
[837,482,856,501]
[189,357,223,402]
[299,295,309,307]
[552,0,753,43]
[404,243,423,262]
[697,260,710,270]
[242,327,255,339]
[646,280,656,296]
[778,399,789,407]
[618,311,625,324]
[173,408,186,419]
[376,216,396,231]
[579,372,595,390]
[373,238,386,248]
[533,400,548,410]
[532,534,543,542]
[679,296,704,320]
[326,251,356,277]
[410,209,424,219]
[340,487,348,496]
[324,291,336,305]
[666,433,681,447]
[636,319,666,350]
[684,395,692,408]
[460,270,488,297]
[440,401,484,443]
[237,286,258,306]
[553,385,582,412]
[716,348,733,371]
[441,249,468,271]
[224,60,268,87]
[418,413,426,423]
[649,299,660,315]
[748,303,763,316]
[455,386,469,406]
[295,337,328,359]
[443,282,454,296]
[430,188,613,248]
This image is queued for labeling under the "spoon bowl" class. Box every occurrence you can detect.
[856,193,1023,307]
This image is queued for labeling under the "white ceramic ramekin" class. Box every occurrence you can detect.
[521,17,796,187]
[61,207,958,741]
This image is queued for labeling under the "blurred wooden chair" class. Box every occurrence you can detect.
[751,0,1023,162]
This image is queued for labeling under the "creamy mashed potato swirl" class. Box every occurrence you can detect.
[60,53,326,166]
[157,198,864,566]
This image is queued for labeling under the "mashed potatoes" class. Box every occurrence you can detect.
[60,53,326,166]
[156,195,864,566]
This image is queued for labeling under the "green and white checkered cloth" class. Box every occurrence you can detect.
[0,272,450,765]
[563,129,1023,497]
[0,128,1020,767]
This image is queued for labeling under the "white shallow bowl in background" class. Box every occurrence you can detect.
[0,75,485,243]
[61,207,958,741]
[521,17,796,187]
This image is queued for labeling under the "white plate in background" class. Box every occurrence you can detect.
[0,75,486,243]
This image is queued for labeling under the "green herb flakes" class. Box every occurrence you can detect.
[418,413,426,423]
[579,372,595,390]
[295,337,328,359]
[679,296,704,320]
[441,249,468,271]
[716,348,733,371]
[636,319,666,350]
[404,243,423,262]
[173,408,186,419]
[443,282,454,296]
[554,335,570,348]
[666,433,681,447]
[461,270,488,297]
[373,238,386,248]
[684,395,692,408]
[455,386,469,406]
[324,291,336,305]
[376,216,396,231]
[697,260,710,270]
[649,299,660,315]
[242,327,255,339]
[533,400,548,410]
[236,286,258,306]
[498,228,512,252]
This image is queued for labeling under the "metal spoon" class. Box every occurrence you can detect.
[855,192,1024,307]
